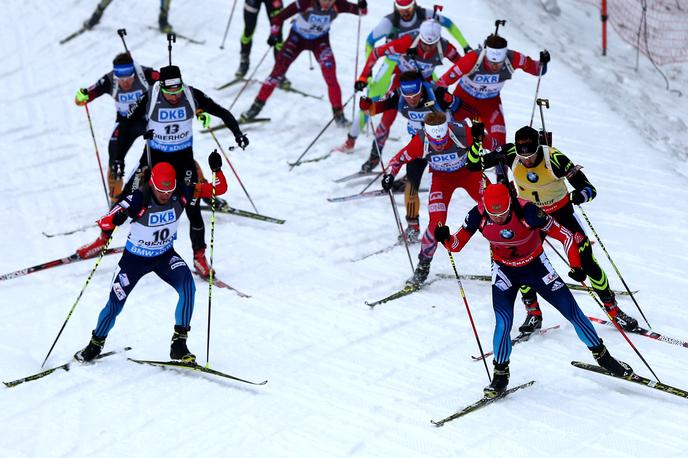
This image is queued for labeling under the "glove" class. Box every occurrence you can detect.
[208,150,222,172]
[470,121,485,143]
[381,174,395,191]
[406,47,418,58]
[75,89,89,106]
[354,78,368,92]
[196,112,211,128]
[568,267,587,283]
[570,188,590,205]
[463,45,473,54]
[357,0,367,14]
[236,133,249,150]
[434,225,450,244]
[359,96,372,112]
[110,160,124,179]
[97,209,128,231]
[540,50,551,64]
[267,34,280,46]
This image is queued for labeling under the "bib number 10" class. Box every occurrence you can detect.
[153,228,170,242]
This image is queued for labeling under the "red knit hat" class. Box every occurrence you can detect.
[483,183,511,216]
[150,162,176,192]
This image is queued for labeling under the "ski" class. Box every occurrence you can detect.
[42,222,97,238]
[333,171,378,183]
[195,274,251,298]
[288,152,332,167]
[59,26,89,45]
[434,273,635,296]
[328,187,428,203]
[144,26,205,45]
[246,78,322,99]
[587,316,688,349]
[201,117,271,133]
[471,325,561,361]
[351,241,403,262]
[200,204,285,225]
[571,361,688,399]
[431,380,536,426]
[365,278,440,308]
[3,347,132,388]
[216,77,247,90]
[0,247,124,282]
[128,358,267,386]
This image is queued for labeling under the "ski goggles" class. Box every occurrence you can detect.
[400,78,423,97]
[425,121,449,146]
[485,200,511,218]
[485,47,507,63]
[150,177,176,194]
[515,140,538,158]
[161,84,183,95]
[113,63,135,78]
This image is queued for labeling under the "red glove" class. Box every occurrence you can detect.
[359,96,372,112]
[97,208,127,231]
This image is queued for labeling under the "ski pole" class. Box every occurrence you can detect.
[229,46,270,111]
[358,170,385,194]
[370,117,415,274]
[41,228,117,368]
[543,239,660,381]
[444,238,492,383]
[117,28,129,54]
[208,129,259,213]
[288,92,355,170]
[352,12,363,122]
[205,157,218,368]
[536,98,550,144]
[82,97,111,210]
[576,206,652,329]
[219,0,239,50]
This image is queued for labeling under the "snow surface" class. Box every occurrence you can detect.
[1,1,687,457]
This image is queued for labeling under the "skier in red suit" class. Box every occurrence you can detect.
[437,32,549,149]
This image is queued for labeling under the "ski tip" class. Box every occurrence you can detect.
[430,420,444,427]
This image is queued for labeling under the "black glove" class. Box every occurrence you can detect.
[381,174,395,191]
[568,267,587,283]
[208,151,222,172]
[112,209,129,226]
[540,50,551,64]
[110,160,124,179]
[267,34,280,46]
[471,122,485,143]
[406,47,418,58]
[434,225,450,244]
[236,133,249,150]
[463,45,473,54]
[354,79,368,92]
[570,188,590,205]
[357,0,367,10]
[143,129,154,140]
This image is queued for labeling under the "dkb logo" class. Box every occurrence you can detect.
[159,108,186,121]
[148,209,175,226]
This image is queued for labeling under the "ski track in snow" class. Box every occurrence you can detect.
[1,1,687,457]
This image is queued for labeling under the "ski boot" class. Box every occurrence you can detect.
[74,333,106,362]
[202,196,229,211]
[407,258,431,287]
[240,100,265,123]
[333,108,350,128]
[333,134,356,153]
[602,293,638,331]
[484,360,510,398]
[518,299,543,335]
[590,342,633,377]
[76,231,109,260]
[235,53,250,78]
[360,146,380,173]
[170,326,196,362]
[279,77,292,90]
[399,217,421,244]
[193,248,214,279]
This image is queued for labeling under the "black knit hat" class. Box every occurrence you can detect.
[159,65,182,88]
[484,34,507,49]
